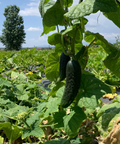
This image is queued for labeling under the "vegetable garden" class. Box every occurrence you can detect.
[0,0,120,143]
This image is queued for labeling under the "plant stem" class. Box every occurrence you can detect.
[57,25,59,33]
[87,38,96,49]
[23,119,31,129]
[71,28,78,56]
[43,128,49,141]
[61,35,69,55]
[28,137,32,143]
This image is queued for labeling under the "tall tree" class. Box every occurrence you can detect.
[0,5,26,50]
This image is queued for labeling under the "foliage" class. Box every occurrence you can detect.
[0,5,26,50]
[38,0,120,143]
[0,0,120,143]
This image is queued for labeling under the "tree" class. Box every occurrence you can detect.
[0,5,26,50]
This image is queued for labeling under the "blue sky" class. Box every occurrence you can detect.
[0,0,120,48]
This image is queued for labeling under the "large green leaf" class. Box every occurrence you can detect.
[63,106,86,137]
[44,97,61,118]
[0,122,22,142]
[56,85,65,99]
[75,45,88,71]
[2,105,29,120]
[103,4,120,28]
[84,31,119,54]
[104,50,120,78]
[11,71,27,82]
[53,110,66,129]
[13,84,29,100]
[48,33,62,45]
[22,120,44,139]
[97,111,120,137]
[41,20,56,36]
[43,0,65,26]
[65,0,117,19]
[0,77,12,87]
[78,71,111,111]
[45,52,59,82]
[97,102,120,130]
[49,81,64,97]
[62,25,83,43]
[39,0,55,18]
[54,44,63,53]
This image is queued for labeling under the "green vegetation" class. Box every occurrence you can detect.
[0,0,120,143]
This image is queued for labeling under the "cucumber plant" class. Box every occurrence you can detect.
[39,0,120,142]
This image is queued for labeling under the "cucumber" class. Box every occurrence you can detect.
[60,60,81,108]
[59,52,70,81]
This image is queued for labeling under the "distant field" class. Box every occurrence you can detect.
[0,47,54,50]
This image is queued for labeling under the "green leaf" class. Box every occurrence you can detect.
[56,86,65,99]
[103,4,120,28]
[44,97,60,118]
[97,112,120,137]
[0,122,22,142]
[65,0,117,19]
[104,50,120,79]
[45,52,59,82]
[48,33,62,45]
[45,138,70,144]
[113,95,120,103]
[63,106,86,137]
[26,83,36,90]
[43,0,65,27]
[75,45,88,71]
[55,44,63,53]
[97,102,120,130]
[0,77,12,87]
[39,0,55,18]
[78,71,111,111]
[13,84,29,100]
[2,105,29,120]
[26,112,42,126]
[84,31,119,54]
[53,110,66,128]
[11,71,27,82]
[49,81,64,97]
[22,120,44,139]
[41,20,56,36]
[62,25,83,43]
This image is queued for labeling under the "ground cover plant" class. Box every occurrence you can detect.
[0,0,120,143]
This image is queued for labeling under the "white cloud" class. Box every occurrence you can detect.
[0,2,1,4]
[26,27,41,31]
[20,7,40,16]
[19,0,40,16]
[100,33,119,40]
[27,2,39,7]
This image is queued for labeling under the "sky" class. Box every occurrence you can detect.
[0,0,120,48]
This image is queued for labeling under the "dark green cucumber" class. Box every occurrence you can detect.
[60,60,81,108]
[59,52,70,81]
